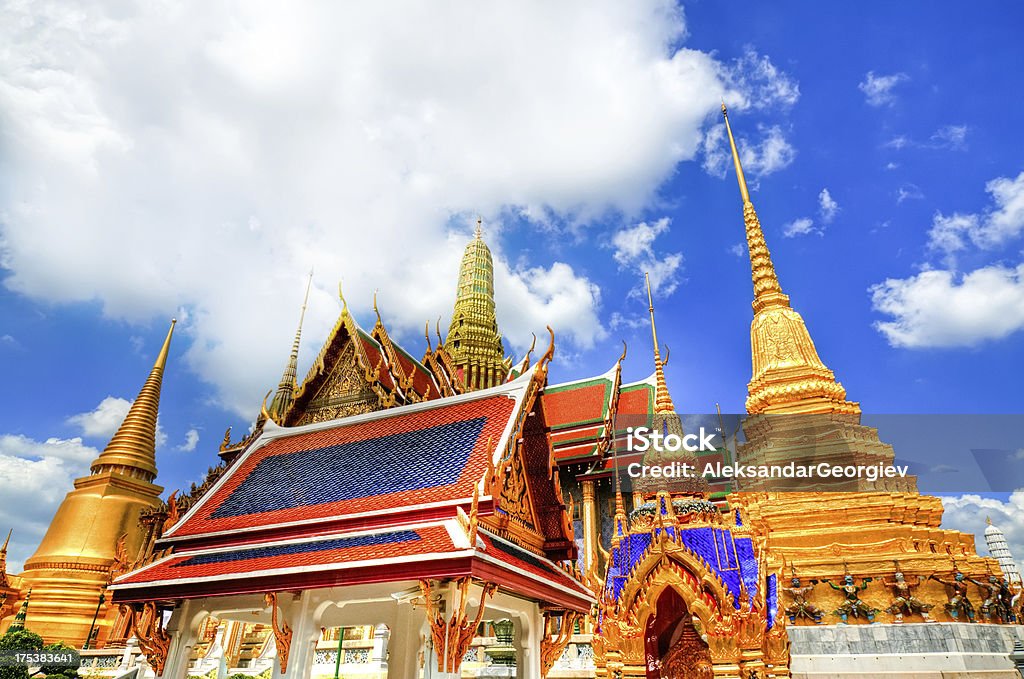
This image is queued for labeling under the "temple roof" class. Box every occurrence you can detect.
[114,363,590,609]
[165,379,526,542]
[110,520,592,610]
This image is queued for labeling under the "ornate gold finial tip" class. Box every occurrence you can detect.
[721,101,728,115]
[171,318,177,325]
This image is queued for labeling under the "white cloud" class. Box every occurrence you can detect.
[178,428,200,452]
[931,124,969,150]
[702,123,796,180]
[941,491,1024,577]
[610,217,683,297]
[0,434,100,573]
[66,395,168,447]
[870,264,1024,347]
[0,0,778,415]
[858,71,909,107]
[728,243,745,258]
[494,261,606,356]
[927,171,1024,257]
[818,188,839,224]
[721,48,800,110]
[897,183,924,204]
[67,396,131,438]
[782,217,816,238]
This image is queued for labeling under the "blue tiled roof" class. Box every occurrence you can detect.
[174,531,420,567]
[211,417,486,518]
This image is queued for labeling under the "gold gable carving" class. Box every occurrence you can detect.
[296,341,380,425]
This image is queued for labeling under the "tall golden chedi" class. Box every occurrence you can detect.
[444,219,511,389]
[6,320,176,644]
[719,105,994,620]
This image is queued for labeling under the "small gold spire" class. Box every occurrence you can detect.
[89,319,176,480]
[645,272,675,414]
[721,104,786,312]
[269,272,313,421]
[987,516,993,526]
[721,103,750,204]
[475,216,483,239]
[1,528,10,554]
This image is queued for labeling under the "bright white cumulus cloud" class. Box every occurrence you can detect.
[67,396,168,447]
[870,264,1024,348]
[941,491,1024,577]
[0,434,100,572]
[611,217,683,297]
[928,171,1024,256]
[0,0,796,416]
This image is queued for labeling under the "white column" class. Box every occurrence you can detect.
[388,604,425,678]
[371,623,389,671]
[516,605,543,679]
[282,593,317,679]
[161,600,197,679]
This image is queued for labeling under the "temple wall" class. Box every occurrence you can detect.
[789,623,1024,678]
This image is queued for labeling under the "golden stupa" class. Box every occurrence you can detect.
[0,321,176,644]
[718,104,995,620]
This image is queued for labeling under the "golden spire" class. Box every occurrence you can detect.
[444,222,508,391]
[269,271,313,421]
[721,103,785,313]
[645,272,675,414]
[721,106,858,415]
[89,319,176,480]
[1,528,9,554]
[475,216,483,239]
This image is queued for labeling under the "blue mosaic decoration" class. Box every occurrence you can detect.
[766,573,779,629]
[173,530,421,567]
[211,417,486,517]
[605,526,761,609]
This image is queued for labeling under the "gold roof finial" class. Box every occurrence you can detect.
[721,102,750,204]
[89,319,176,480]
[269,271,313,422]
[338,281,348,313]
[1,529,10,554]
[475,216,483,239]
[986,516,993,525]
[646,272,675,414]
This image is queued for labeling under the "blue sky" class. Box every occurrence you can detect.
[1,0,1023,572]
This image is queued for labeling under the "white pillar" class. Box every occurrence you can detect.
[516,606,543,679]
[161,600,197,679]
[371,623,389,671]
[282,593,317,679]
[388,604,424,678]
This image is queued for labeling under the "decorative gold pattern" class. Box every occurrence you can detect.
[122,602,171,675]
[541,610,580,677]
[264,592,293,674]
[420,577,497,674]
[444,223,509,390]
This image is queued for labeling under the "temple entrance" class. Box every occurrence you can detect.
[643,587,712,679]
